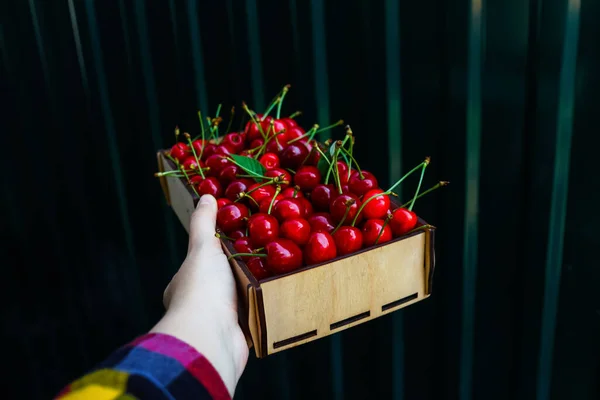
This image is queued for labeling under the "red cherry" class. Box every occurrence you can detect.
[244,120,262,142]
[250,138,264,150]
[265,135,287,154]
[197,176,223,198]
[233,236,255,261]
[389,208,418,236]
[304,231,337,265]
[248,213,280,247]
[307,212,335,233]
[294,166,321,191]
[348,171,379,196]
[229,229,245,240]
[218,165,239,185]
[221,132,245,153]
[330,193,362,225]
[311,184,335,211]
[261,119,286,138]
[259,152,280,170]
[332,226,363,256]
[273,198,305,222]
[265,168,292,188]
[214,145,232,157]
[280,218,311,246]
[258,194,284,214]
[224,178,254,202]
[182,156,201,171]
[170,143,190,162]
[216,197,232,209]
[247,183,276,207]
[361,189,390,219]
[336,161,351,184]
[216,203,249,233]
[191,140,205,156]
[246,256,272,280]
[280,186,304,199]
[300,197,314,217]
[202,143,217,160]
[205,154,231,175]
[265,238,303,274]
[362,219,393,247]
[280,117,299,130]
[280,143,310,169]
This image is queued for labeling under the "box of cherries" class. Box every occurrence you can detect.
[156,85,447,357]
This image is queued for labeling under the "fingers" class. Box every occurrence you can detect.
[188,194,220,253]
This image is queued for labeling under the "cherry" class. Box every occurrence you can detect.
[282,125,305,142]
[216,198,232,209]
[250,138,264,150]
[182,156,201,171]
[336,161,351,184]
[189,175,204,187]
[233,237,255,261]
[348,170,379,196]
[294,166,321,191]
[307,212,335,233]
[280,142,310,169]
[246,256,272,280]
[248,213,280,247]
[244,120,262,142]
[311,184,335,211]
[216,203,249,233]
[191,140,204,156]
[265,135,287,154]
[280,186,304,199]
[197,176,223,198]
[362,219,393,247]
[221,132,245,153]
[205,154,230,175]
[265,168,292,188]
[389,208,418,237]
[259,153,280,170]
[261,119,286,138]
[280,218,311,246]
[170,142,190,162]
[332,226,363,256]
[304,231,337,265]
[360,189,390,219]
[230,230,246,240]
[214,145,232,157]
[300,197,314,218]
[246,183,276,207]
[202,143,217,160]
[218,165,239,184]
[330,193,362,225]
[273,198,305,222]
[265,238,303,274]
[225,178,254,202]
[280,117,298,130]
[259,194,284,214]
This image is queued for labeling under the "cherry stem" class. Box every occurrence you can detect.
[243,178,278,196]
[276,84,291,119]
[289,110,302,119]
[401,181,449,210]
[175,126,180,141]
[314,144,332,170]
[332,200,355,234]
[408,162,428,212]
[262,97,281,120]
[374,214,393,245]
[237,192,260,207]
[198,110,206,141]
[227,253,266,261]
[316,119,344,134]
[250,128,286,159]
[179,166,200,198]
[185,133,205,179]
[225,106,235,134]
[215,232,234,241]
[340,147,363,179]
[292,186,299,197]
[267,185,282,214]
[242,102,267,139]
[287,124,319,144]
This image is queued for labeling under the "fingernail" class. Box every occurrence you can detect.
[199,194,214,206]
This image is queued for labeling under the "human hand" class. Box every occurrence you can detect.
[151,194,249,397]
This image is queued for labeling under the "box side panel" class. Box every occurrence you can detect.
[161,154,195,233]
[156,152,171,205]
[260,232,428,354]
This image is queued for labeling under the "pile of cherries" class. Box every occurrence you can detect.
[159,85,446,280]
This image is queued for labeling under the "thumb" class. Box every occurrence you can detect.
[188,194,221,254]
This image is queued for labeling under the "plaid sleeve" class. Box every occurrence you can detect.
[55,333,231,400]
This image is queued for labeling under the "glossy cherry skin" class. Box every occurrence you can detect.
[182,156,201,171]
[248,213,280,247]
[273,198,305,222]
[280,143,310,169]
[229,230,246,240]
[191,139,205,155]
[214,145,232,157]
[218,165,239,185]
[170,142,190,162]
[247,183,276,208]
[348,171,379,196]
[244,120,262,142]
[258,194,284,214]
[259,153,280,170]
[307,212,335,233]
[389,208,418,236]
[280,117,299,130]
[265,238,303,274]
[197,176,223,198]
[201,143,217,160]
[294,166,321,191]
[304,231,337,265]
[265,168,292,188]
[249,138,264,150]
[280,187,304,199]
[261,119,287,138]
[280,218,311,246]
[304,143,322,166]
[311,184,335,211]
[265,135,287,154]
[362,219,393,247]
[233,236,255,261]
[221,132,245,153]
[224,178,254,202]
[333,226,364,256]
[300,197,314,217]
[336,161,351,184]
[205,154,230,175]
[361,189,391,219]
[330,193,363,225]
[246,256,272,280]
[216,203,249,233]
[216,197,232,209]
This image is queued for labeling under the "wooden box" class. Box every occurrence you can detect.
[157,152,436,358]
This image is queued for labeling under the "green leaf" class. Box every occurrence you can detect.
[317,152,331,178]
[230,154,266,182]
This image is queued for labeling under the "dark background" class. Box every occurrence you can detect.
[1,0,599,399]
